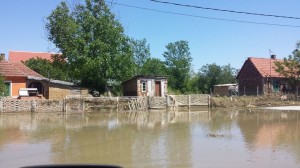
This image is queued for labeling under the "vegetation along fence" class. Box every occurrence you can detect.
[0,94,210,113]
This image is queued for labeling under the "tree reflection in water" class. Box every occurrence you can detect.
[0,108,299,168]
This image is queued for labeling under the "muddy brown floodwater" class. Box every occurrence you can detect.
[0,108,300,168]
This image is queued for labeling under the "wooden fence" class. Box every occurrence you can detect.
[0,94,210,113]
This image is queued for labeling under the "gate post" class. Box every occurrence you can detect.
[31,100,37,113]
[188,95,191,109]
[208,95,211,108]
[166,95,169,109]
[0,98,3,112]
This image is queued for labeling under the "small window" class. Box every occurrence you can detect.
[273,80,280,93]
[141,81,147,92]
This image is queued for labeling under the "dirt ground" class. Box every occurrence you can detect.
[211,95,300,108]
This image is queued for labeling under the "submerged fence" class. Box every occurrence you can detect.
[0,94,210,113]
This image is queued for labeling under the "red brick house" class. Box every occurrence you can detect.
[236,55,287,96]
[122,75,168,97]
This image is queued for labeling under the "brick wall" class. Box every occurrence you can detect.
[237,60,264,95]
[5,76,26,97]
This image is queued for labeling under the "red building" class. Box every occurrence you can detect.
[236,55,288,96]
[0,55,47,98]
[9,51,54,62]
[1,52,86,99]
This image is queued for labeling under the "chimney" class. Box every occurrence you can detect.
[271,54,276,59]
[0,53,5,60]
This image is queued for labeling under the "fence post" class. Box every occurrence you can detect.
[148,96,151,109]
[166,95,169,109]
[63,98,67,112]
[116,97,119,112]
[62,98,64,112]
[0,98,3,113]
[208,95,211,108]
[31,100,36,113]
[188,95,191,109]
[80,97,84,112]
[297,86,299,101]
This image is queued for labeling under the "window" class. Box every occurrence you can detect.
[273,80,280,93]
[141,81,147,92]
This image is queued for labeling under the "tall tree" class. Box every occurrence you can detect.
[163,40,192,93]
[185,71,200,93]
[140,58,167,76]
[130,38,151,74]
[24,54,70,81]
[274,42,300,87]
[197,63,237,94]
[46,0,135,94]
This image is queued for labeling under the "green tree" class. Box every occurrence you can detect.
[140,58,167,76]
[130,38,151,74]
[274,42,300,88]
[185,72,200,93]
[163,40,192,93]
[46,0,135,94]
[219,64,237,84]
[24,54,70,81]
[197,63,237,94]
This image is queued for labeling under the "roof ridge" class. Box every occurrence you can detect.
[9,50,60,54]
[249,57,283,60]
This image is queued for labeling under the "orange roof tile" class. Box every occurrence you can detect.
[0,60,45,78]
[8,51,56,62]
[249,57,283,77]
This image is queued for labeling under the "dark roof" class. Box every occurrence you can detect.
[237,57,284,79]
[122,75,167,84]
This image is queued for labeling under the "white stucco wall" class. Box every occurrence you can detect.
[147,80,153,96]
[161,80,165,97]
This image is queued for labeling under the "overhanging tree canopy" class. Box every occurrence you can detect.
[275,42,300,86]
[46,0,135,93]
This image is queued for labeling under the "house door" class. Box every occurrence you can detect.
[155,81,161,96]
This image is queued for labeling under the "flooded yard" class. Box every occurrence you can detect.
[0,108,299,168]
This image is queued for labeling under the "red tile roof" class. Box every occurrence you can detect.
[248,57,283,77]
[0,60,45,78]
[8,51,55,62]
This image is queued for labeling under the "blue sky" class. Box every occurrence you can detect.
[0,0,299,72]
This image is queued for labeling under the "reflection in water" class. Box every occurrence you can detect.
[0,109,299,168]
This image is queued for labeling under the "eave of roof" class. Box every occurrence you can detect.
[122,75,168,84]
[0,60,45,78]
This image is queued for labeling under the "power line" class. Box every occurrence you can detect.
[150,0,300,20]
[105,1,300,28]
